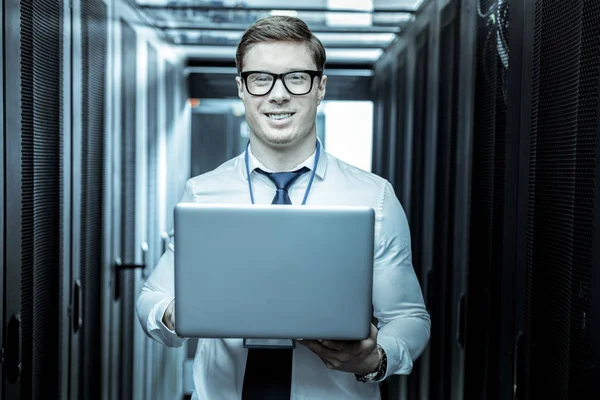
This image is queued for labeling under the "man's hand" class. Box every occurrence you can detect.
[162,299,175,330]
[298,323,380,375]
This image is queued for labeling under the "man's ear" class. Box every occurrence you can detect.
[236,76,244,100]
[317,75,327,105]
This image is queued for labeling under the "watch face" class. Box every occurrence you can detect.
[356,372,376,383]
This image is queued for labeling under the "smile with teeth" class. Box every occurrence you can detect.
[266,113,294,120]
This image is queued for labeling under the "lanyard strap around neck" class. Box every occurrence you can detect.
[245,141,320,205]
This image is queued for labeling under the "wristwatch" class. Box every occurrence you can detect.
[355,344,387,383]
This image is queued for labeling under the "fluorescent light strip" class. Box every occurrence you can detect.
[180,46,383,63]
[184,67,374,77]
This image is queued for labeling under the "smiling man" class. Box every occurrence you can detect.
[137,15,430,400]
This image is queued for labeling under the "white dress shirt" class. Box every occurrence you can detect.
[136,141,431,400]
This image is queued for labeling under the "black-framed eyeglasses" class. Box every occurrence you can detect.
[240,70,324,96]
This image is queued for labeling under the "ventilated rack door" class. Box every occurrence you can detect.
[3,0,64,398]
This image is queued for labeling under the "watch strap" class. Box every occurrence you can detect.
[355,344,387,383]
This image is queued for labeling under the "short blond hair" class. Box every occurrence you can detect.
[236,16,326,73]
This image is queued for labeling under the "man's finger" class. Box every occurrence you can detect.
[321,340,360,354]
[301,340,330,355]
[301,340,345,364]
[370,323,378,339]
[321,324,378,352]
[320,357,334,369]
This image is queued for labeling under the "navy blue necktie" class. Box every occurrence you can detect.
[257,167,310,205]
[241,167,309,400]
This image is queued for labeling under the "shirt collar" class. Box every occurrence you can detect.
[241,138,327,181]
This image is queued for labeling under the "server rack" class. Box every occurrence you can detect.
[3,0,65,399]
[372,78,386,178]
[502,0,534,398]
[80,1,108,399]
[103,4,117,399]
[118,18,138,400]
[464,0,511,397]
[3,1,189,399]
[371,3,447,400]
[412,6,439,400]
[393,52,408,204]
[449,1,477,399]
[592,64,600,391]
[429,1,461,398]
[408,26,429,286]
[3,2,24,390]
[381,63,395,184]
[461,1,600,399]
[3,6,24,397]
[108,13,124,400]
[61,0,74,397]
[70,0,84,396]
[518,1,599,398]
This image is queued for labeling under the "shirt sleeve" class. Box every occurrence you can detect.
[372,181,431,381]
[136,179,196,348]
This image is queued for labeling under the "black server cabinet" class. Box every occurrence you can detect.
[429,1,461,398]
[405,23,430,400]
[78,0,108,398]
[190,113,236,177]
[464,0,511,397]
[448,1,477,399]
[3,5,25,395]
[380,64,394,183]
[592,67,600,392]
[463,0,600,398]
[3,0,64,399]
[393,53,408,203]
[501,0,536,398]
[372,80,386,177]
[516,0,600,398]
[69,1,108,398]
[118,18,138,400]
[408,28,429,287]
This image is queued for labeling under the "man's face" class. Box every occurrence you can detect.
[236,41,327,148]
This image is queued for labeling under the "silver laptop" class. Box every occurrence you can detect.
[173,203,375,343]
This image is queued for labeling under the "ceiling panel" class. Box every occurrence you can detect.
[180,46,383,64]
[134,0,423,64]
[166,29,396,48]
[137,0,428,12]
[373,0,428,11]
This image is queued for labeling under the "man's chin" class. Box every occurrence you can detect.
[260,132,297,146]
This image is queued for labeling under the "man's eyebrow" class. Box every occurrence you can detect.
[250,68,312,73]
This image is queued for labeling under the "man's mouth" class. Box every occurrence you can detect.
[265,113,294,120]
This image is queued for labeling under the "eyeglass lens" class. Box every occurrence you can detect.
[246,72,313,95]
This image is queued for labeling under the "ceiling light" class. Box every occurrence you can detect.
[269,10,299,17]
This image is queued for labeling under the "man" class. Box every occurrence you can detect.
[137,15,430,400]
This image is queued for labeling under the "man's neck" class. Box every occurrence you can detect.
[250,135,317,172]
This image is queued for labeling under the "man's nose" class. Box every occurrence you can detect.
[268,78,291,103]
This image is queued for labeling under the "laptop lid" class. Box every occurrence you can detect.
[173,203,374,341]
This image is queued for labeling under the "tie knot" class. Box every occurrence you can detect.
[257,167,310,191]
